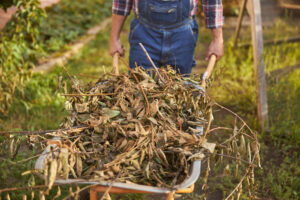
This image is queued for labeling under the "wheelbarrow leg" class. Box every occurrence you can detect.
[90,187,97,200]
[166,193,174,200]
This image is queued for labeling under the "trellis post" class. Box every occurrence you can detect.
[234,0,269,130]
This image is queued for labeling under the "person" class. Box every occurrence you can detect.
[110,0,224,76]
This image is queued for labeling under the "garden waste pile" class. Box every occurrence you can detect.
[25,65,260,200]
[37,66,215,191]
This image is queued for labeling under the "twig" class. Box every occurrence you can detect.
[99,170,123,200]
[0,182,82,193]
[139,43,165,83]
[5,153,44,165]
[62,184,91,200]
[61,93,115,97]
[78,73,100,79]
[0,125,88,136]
[220,123,246,146]
[117,56,130,71]
[204,107,213,137]
[61,64,82,94]
[224,168,250,200]
[214,102,256,139]
[206,127,233,134]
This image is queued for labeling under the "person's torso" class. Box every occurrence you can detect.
[132,0,198,16]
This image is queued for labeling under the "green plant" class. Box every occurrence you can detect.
[0,0,112,115]
[36,0,112,55]
[0,0,46,113]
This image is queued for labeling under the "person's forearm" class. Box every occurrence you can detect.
[206,28,224,60]
[211,28,223,43]
[111,14,127,42]
[110,14,127,56]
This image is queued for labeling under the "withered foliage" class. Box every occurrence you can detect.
[40,67,215,189]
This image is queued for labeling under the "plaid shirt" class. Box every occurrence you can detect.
[112,0,224,29]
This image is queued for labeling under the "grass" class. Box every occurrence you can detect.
[203,19,300,199]
[1,9,300,200]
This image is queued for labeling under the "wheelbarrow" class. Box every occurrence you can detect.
[35,54,217,200]
[35,138,201,200]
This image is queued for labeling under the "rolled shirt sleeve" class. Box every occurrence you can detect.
[202,0,224,29]
[112,0,134,16]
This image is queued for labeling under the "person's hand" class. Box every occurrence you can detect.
[110,38,125,57]
[206,38,223,61]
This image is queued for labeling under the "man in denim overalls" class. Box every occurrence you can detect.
[110,0,224,76]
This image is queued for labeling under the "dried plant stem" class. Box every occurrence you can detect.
[204,107,213,137]
[118,56,130,70]
[214,102,256,139]
[139,43,165,83]
[61,64,81,94]
[0,183,77,193]
[221,123,246,146]
[78,73,100,79]
[206,127,233,134]
[0,126,88,136]
[224,168,250,200]
[100,170,123,200]
[62,184,91,200]
[5,153,44,165]
[61,93,115,97]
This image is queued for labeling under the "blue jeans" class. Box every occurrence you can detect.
[129,0,198,76]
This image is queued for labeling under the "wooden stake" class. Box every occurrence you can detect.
[233,0,247,48]
[247,0,269,130]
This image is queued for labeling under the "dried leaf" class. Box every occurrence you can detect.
[59,148,69,179]
[39,191,45,200]
[102,193,111,200]
[202,142,216,153]
[75,103,89,113]
[30,191,34,200]
[48,159,58,190]
[5,193,10,200]
[76,154,83,177]
[139,150,145,165]
[131,159,141,170]
[111,165,120,173]
[149,100,159,116]
[53,186,61,200]
[156,149,169,168]
[102,108,120,118]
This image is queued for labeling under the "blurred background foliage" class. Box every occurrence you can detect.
[0,0,111,115]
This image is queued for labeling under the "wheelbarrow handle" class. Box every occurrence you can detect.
[201,54,217,89]
[113,53,119,75]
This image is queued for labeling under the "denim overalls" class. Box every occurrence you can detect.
[129,0,199,75]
